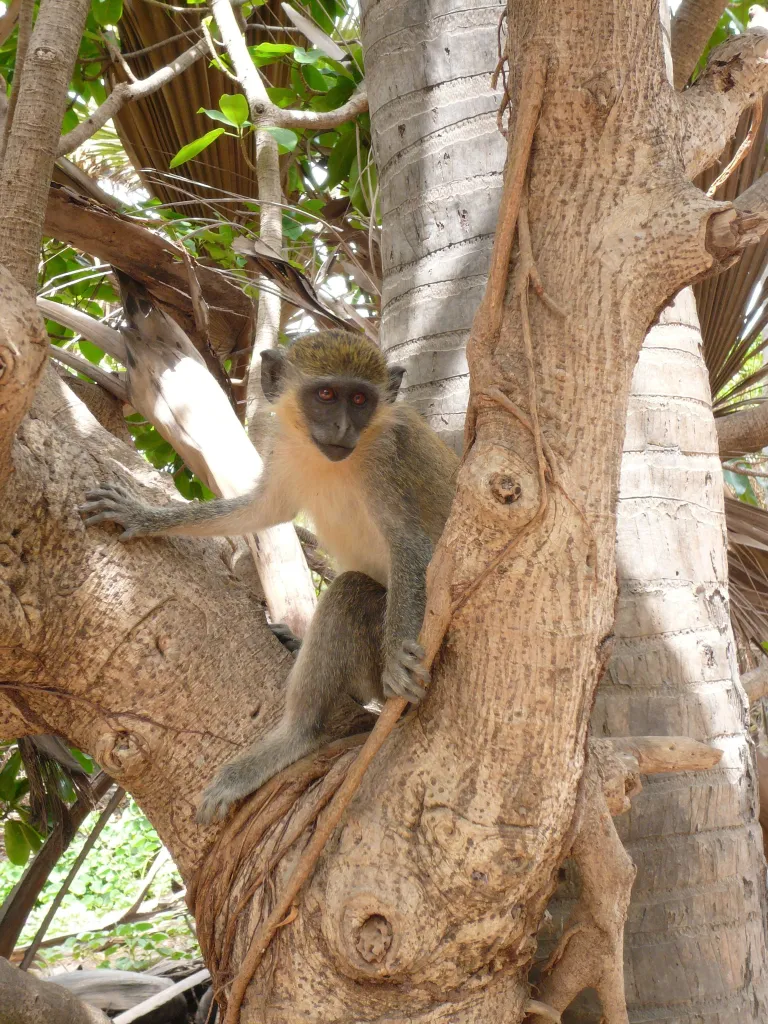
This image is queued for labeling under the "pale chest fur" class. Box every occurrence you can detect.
[272,434,390,586]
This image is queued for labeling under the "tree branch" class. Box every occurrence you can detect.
[57,38,209,158]
[0,0,91,290]
[671,0,730,89]
[0,958,110,1024]
[716,399,768,455]
[681,28,768,180]
[0,0,33,166]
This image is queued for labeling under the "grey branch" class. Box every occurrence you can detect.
[671,0,730,89]
[57,37,209,157]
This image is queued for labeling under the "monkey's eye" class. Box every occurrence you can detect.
[351,392,367,407]
[317,387,336,402]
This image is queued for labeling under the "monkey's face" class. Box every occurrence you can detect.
[299,378,380,461]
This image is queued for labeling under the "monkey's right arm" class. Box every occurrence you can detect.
[79,475,296,542]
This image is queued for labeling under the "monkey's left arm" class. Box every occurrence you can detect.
[380,526,433,703]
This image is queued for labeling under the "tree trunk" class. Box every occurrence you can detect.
[590,292,768,1020]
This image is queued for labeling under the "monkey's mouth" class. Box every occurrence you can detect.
[315,442,354,461]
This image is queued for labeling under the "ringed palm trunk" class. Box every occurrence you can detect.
[363,0,768,1019]
[587,290,768,1021]
[361,0,505,451]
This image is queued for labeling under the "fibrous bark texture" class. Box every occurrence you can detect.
[587,292,768,1021]
[361,0,505,450]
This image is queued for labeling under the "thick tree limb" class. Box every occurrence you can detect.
[671,0,730,89]
[0,268,47,489]
[681,28,768,180]
[44,184,253,359]
[716,399,768,455]
[0,958,110,1024]
[57,38,209,157]
[530,760,636,1024]
[0,0,91,290]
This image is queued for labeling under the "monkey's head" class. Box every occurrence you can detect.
[260,331,406,462]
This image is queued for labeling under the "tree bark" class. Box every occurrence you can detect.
[0,958,110,1024]
[671,0,729,88]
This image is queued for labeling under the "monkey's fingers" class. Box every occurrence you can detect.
[383,665,427,703]
[83,483,132,502]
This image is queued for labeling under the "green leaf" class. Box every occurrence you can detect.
[326,130,357,189]
[78,341,105,365]
[91,0,123,27]
[218,93,250,127]
[266,87,296,109]
[19,821,43,853]
[70,748,94,773]
[309,78,355,112]
[169,128,225,169]
[294,47,322,64]
[302,65,331,93]
[61,108,79,134]
[260,126,298,152]
[197,107,242,127]
[0,749,21,802]
[249,42,294,67]
[4,820,31,866]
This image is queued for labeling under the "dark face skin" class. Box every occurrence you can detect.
[299,378,380,461]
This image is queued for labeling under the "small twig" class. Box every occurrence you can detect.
[707,94,763,198]
[57,37,209,157]
[49,345,129,401]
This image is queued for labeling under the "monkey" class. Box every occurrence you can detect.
[79,330,459,823]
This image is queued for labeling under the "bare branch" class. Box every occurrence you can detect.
[681,28,768,180]
[606,735,723,774]
[717,398,768,456]
[38,297,127,362]
[671,0,730,89]
[58,38,209,157]
[0,0,33,166]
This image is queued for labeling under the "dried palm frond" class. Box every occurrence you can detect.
[112,0,295,218]
[695,100,768,411]
[725,497,768,648]
[691,98,768,647]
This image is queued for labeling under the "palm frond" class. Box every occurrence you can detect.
[725,497,768,648]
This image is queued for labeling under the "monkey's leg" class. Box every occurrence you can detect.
[197,572,386,823]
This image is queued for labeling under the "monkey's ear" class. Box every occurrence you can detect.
[386,365,406,402]
[260,349,287,402]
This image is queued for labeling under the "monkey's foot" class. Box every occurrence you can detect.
[382,640,429,703]
[79,483,149,541]
[196,758,274,824]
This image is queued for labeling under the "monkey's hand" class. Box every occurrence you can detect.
[79,483,153,541]
[382,640,429,703]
